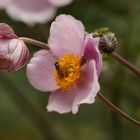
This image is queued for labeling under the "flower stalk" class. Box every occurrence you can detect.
[97,92,140,127]
[19,37,49,49]
[110,52,140,77]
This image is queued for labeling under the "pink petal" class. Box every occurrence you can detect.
[72,60,100,114]
[26,50,59,92]
[48,14,85,58]
[8,39,29,71]
[5,0,56,26]
[0,40,11,69]
[47,89,75,114]
[84,35,102,75]
[0,0,11,9]
[48,0,72,7]
[47,60,100,114]
[0,39,13,70]
[0,23,17,39]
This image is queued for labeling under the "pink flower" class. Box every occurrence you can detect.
[27,15,102,114]
[0,0,73,26]
[0,23,29,71]
[0,0,9,9]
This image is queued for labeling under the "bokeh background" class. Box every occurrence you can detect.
[0,0,140,140]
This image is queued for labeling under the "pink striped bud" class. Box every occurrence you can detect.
[0,23,29,71]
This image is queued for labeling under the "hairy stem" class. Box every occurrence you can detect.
[19,37,49,49]
[110,52,140,77]
[97,92,140,127]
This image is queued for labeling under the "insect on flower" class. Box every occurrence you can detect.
[54,62,64,78]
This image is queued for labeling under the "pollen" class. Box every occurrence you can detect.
[54,53,81,91]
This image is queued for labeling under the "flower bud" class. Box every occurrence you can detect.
[0,39,29,71]
[0,23,29,71]
[99,32,118,53]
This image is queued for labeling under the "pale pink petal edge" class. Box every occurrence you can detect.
[84,34,102,75]
[47,60,100,114]
[48,14,85,58]
[72,60,100,114]
[5,4,56,26]
[26,50,59,92]
[48,0,73,7]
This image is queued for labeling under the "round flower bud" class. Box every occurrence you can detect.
[0,38,29,71]
[99,32,118,53]
[0,23,29,71]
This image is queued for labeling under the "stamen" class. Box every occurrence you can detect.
[54,54,81,91]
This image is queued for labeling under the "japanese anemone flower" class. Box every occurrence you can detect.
[27,14,102,114]
[0,0,73,26]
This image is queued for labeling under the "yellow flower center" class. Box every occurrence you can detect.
[54,54,81,91]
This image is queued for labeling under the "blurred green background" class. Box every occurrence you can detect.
[0,0,140,140]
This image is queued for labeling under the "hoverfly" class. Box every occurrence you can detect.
[54,62,64,78]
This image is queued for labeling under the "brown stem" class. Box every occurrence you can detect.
[19,37,49,49]
[110,52,140,77]
[97,92,140,127]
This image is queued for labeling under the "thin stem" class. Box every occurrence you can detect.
[19,37,49,49]
[110,52,140,77]
[97,92,140,127]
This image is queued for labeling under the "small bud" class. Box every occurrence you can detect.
[0,23,29,71]
[99,32,118,53]
[0,39,29,71]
